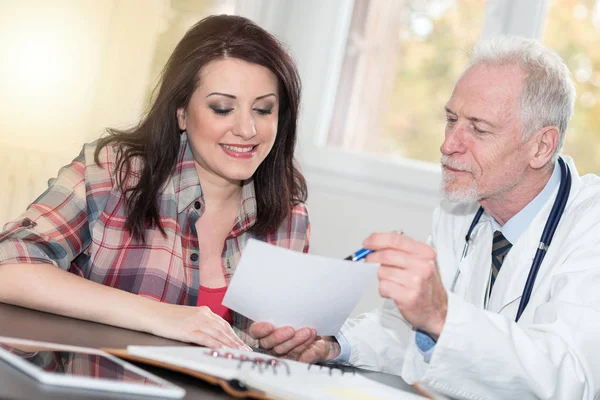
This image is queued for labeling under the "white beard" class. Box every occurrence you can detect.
[441,171,478,203]
[440,155,478,203]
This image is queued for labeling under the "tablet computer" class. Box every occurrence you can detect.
[0,336,185,398]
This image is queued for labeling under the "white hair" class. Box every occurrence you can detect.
[468,36,576,161]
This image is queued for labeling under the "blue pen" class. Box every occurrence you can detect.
[344,230,403,261]
[344,248,372,261]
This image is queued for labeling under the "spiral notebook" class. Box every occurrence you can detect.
[105,345,429,400]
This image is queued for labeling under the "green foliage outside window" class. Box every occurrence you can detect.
[544,0,600,175]
[380,0,600,175]
[381,0,485,164]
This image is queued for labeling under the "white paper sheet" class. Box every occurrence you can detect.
[222,239,379,335]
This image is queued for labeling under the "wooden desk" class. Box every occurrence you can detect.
[0,303,419,399]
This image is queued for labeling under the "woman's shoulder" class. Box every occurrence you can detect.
[79,139,145,185]
[263,202,310,239]
[285,202,310,238]
[77,139,117,167]
[73,140,114,184]
[264,201,310,252]
[288,202,310,235]
[290,201,310,220]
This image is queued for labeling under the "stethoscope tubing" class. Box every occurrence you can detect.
[455,157,571,322]
[515,157,571,321]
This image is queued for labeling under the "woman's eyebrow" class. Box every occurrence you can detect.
[206,92,236,99]
[255,93,277,100]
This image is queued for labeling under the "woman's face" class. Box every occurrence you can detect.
[177,58,279,186]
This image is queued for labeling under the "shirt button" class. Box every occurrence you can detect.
[190,253,199,262]
[21,220,31,227]
[194,201,201,210]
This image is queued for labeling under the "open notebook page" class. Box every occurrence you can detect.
[126,346,425,400]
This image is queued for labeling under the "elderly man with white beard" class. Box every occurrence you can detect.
[248,36,600,400]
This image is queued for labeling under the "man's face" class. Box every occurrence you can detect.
[440,63,533,203]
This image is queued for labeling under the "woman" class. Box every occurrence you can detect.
[0,15,309,350]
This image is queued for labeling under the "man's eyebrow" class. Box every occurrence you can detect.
[444,106,456,115]
[206,92,236,99]
[469,116,498,128]
[444,106,497,128]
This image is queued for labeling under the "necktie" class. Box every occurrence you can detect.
[490,230,512,296]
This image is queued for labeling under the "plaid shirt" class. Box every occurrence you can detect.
[0,133,310,345]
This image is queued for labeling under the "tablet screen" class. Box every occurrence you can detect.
[0,343,165,386]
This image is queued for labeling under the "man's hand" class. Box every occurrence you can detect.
[249,322,340,363]
[364,232,447,339]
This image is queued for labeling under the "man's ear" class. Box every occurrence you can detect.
[530,126,559,170]
[177,108,187,131]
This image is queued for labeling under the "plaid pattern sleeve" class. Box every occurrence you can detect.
[0,146,99,270]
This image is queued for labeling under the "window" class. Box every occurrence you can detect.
[327,0,486,164]
[543,0,600,174]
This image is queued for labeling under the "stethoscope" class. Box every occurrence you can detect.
[449,157,571,322]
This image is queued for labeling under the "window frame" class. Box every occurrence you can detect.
[236,0,549,197]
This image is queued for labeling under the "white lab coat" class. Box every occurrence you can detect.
[340,157,600,399]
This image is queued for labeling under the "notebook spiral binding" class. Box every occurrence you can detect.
[310,361,357,376]
[207,350,291,376]
[207,350,356,378]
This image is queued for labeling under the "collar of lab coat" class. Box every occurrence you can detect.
[490,160,561,244]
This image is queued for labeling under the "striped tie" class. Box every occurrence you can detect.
[490,230,512,296]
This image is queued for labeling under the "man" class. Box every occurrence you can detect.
[249,37,600,399]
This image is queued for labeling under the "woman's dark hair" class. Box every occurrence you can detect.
[95,15,307,241]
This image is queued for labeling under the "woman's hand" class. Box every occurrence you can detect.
[150,303,252,351]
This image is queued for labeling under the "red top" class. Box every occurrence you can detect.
[196,286,232,324]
